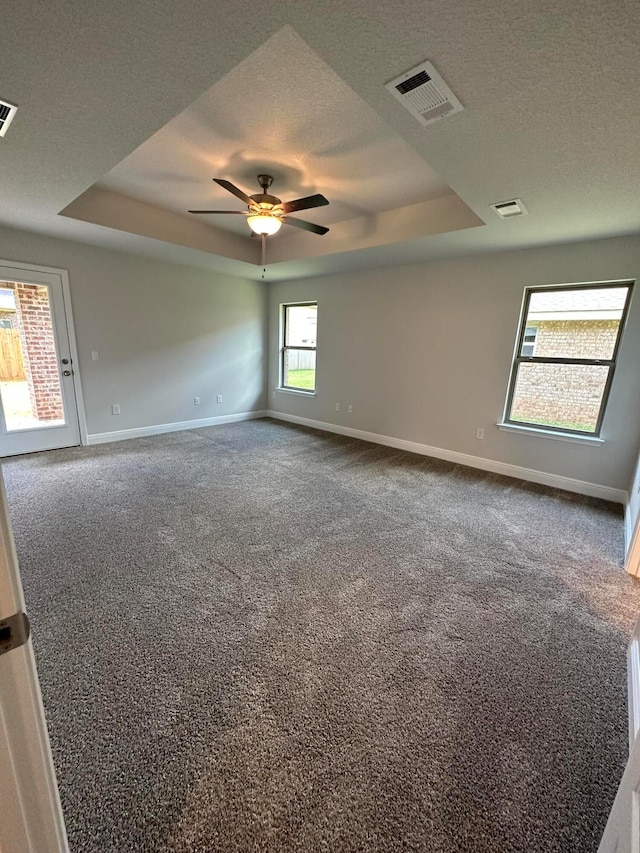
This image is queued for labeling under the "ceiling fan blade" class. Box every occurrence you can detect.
[188,210,248,215]
[278,194,329,214]
[212,178,253,205]
[284,217,329,235]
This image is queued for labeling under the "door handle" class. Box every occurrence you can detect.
[0,612,30,657]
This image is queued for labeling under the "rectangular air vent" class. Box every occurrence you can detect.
[385,61,463,127]
[490,199,528,218]
[0,100,18,137]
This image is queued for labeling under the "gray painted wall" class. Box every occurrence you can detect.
[2,223,639,497]
[268,235,640,493]
[0,226,266,436]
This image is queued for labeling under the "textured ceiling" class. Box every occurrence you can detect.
[96,28,452,228]
[61,27,481,266]
[1,0,639,280]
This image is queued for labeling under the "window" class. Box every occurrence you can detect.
[521,326,537,357]
[281,302,317,392]
[504,282,633,436]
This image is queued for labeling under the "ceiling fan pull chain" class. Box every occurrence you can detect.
[261,233,267,278]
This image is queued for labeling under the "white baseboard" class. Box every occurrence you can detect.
[267,410,628,505]
[87,410,268,445]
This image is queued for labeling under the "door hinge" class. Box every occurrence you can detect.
[0,612,30,657]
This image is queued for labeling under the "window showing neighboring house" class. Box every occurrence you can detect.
[504,282,633,436]
[281,302,317,392]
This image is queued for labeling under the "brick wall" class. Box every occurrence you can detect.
[534,320,618,359]
[0,281,64,421]
[512,320,618,430]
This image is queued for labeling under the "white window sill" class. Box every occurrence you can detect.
[275,387,316,398]
[497,422,604,445]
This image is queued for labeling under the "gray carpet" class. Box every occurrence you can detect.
[3,418,640,852]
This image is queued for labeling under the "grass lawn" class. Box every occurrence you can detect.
[285,369,316,390]
[511,414,595,433]
[0,380,65,429]
[0,381,33,418]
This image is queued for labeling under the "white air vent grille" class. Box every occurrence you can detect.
[386,61,463,127]
[490,199,528,218]
[0,100,18,137]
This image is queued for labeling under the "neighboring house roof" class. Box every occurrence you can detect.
[529,286,628,322]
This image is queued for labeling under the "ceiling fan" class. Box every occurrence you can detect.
[189,174,330,272]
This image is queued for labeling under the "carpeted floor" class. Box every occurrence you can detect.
[3,418,640,852]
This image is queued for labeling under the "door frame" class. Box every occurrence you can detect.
[0,258,87,449]
[627,514,640,578]
[0,475,69,852]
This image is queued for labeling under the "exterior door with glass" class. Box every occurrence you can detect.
[0,262,81,457]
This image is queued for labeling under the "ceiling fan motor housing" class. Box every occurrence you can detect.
[250,193,281,209]
[190,174,329,236]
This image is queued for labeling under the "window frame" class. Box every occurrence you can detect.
[280,301,317,394]
[504,281,634,438]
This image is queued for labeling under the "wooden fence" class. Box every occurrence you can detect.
[0,329,26,382]
[286,350,316,370]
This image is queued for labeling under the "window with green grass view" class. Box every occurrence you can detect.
[504,282,633,436]
[281,302,317,391]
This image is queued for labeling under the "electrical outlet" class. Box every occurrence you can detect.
[216,394,223,404]
[112,404,120,415]
[347,404,353,413]
[476,427,485,439]
[335,402,341,412]
[194,396,200,406]
[91,350,99,361]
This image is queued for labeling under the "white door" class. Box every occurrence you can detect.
[0,473,69,851]
[599,616,640,852]
[0,262,82,457]
[598,744,640,852]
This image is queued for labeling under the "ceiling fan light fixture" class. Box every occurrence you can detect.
[247,213,283,236]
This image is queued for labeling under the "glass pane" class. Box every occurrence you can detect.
[510,362,609,433]
[285,304,317,347]
[522,286,629,359]
[284,349,316,390]
[0,282,65,431]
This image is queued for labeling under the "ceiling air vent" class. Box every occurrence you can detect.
[490,199,528,218]
[0,100,18,137]
[385,61,463,126]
